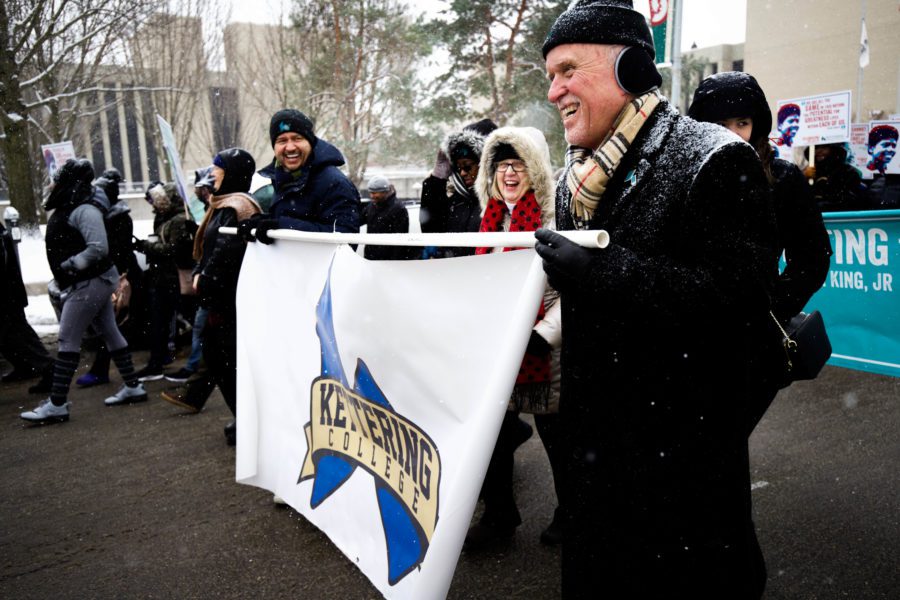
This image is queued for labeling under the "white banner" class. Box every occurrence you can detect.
[235,240,547,598]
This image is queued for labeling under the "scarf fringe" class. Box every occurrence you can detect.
[511,381,552,414]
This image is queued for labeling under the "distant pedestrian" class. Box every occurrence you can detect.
[361,176,416,261]
[132,182,194,381]
[1,220,53,386]
[807,143,867,212]
[21,159,146,425]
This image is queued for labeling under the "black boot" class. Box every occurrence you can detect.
[27,362,55,394]
[224,420,236,446]
[464,508,522,552]
[540,506,563,546]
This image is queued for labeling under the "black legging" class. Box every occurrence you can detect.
[202,313,237,416]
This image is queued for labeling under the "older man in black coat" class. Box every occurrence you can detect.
[534,1,778,598]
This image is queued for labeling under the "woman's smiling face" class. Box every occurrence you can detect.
[494,159,530,204]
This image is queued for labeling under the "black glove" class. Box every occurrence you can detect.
[237,217,259,242]
[534,228,594,294]
[525,330,551,358]
[132,238,147,253]
[254,219,280,244]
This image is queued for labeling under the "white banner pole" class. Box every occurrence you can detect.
[219,227,609,249]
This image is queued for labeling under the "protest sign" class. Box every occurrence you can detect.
[775,90,852,148]
[40,141,76,179]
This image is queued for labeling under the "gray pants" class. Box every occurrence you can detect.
[57,276,127,354]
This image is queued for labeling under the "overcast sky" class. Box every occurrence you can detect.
[229,0,748,53]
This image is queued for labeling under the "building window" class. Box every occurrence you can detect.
[732,59,744,72]
[209,87,241,151]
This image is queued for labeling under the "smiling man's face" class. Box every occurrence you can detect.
[546,43,630,150]
[274,131,312,172]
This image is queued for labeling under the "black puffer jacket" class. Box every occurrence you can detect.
[360,192,416,261]
[258,138,360,234]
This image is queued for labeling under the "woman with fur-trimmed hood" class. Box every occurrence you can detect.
[464,126,566,549]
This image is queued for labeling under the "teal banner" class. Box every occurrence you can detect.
[652,22,668,65]
[807,210,900,377]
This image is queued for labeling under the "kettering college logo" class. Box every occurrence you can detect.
[299,262,441,585]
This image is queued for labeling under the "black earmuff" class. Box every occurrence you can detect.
[615,46,663,95]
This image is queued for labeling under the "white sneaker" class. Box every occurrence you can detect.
[104,382,148,406]
[21,398,70,424]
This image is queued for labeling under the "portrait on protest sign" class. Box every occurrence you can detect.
[866,122,899,175]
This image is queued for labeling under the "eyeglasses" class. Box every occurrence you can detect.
[455,163,478,175]
[497,161,527,173]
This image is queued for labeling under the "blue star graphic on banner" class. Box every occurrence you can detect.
[302,259,432,585]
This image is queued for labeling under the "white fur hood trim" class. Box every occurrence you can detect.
[475,126,555,228]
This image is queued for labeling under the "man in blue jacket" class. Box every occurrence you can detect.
[241,109,360,243]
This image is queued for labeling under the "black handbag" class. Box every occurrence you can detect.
[771,310,832,385]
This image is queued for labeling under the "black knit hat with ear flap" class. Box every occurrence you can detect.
[542,0,655,59]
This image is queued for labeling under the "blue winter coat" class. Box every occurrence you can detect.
[257,139,361,234]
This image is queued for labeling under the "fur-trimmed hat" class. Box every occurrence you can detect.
[475,126,556,226]
[444,119,499,163]
[542,0,655,59]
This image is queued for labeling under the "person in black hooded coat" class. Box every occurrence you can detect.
[21,159,146,425]
[162,148,261,445]
[688,71,833,433]
[419,119,498,259]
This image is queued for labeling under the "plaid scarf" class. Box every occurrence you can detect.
[475,191,551,411]
[564,91,661,229]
